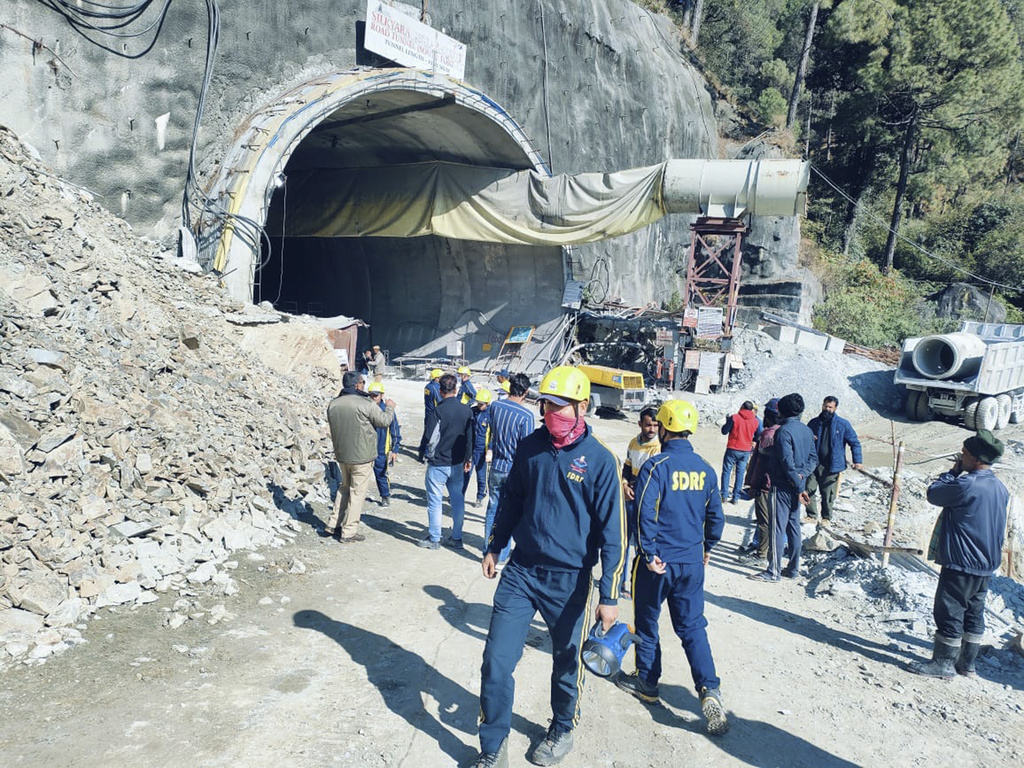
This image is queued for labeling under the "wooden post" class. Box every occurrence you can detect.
[881,442,905,568]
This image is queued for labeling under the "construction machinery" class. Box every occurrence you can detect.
[578,364,647,414]
[895,321,1024,430]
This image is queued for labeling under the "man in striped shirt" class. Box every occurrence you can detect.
[482,372,535,563]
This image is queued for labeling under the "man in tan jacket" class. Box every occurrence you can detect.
[326,371,396,542]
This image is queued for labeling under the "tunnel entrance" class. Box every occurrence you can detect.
[208,69,567,370]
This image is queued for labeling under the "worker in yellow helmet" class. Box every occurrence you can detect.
[458,365,477,405]
[418,368,444,462]
[462,388,493,506]
[367,382,401,507]
[615,399,729,737]
[475,365,625,768]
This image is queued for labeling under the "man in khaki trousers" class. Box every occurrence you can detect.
[326,371,396,542]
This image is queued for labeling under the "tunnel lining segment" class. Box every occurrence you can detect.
[207,68,550,302]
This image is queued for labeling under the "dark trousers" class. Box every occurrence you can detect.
[372,454,390,499]
[805,465,840,520]
[462,449,487,500]
[632,561,720,692]
[934,567,990,641]
[479,562,593,752]
[767,486,802,578]
[752,490,771,558]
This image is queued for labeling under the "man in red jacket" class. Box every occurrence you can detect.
[720,401,761,504]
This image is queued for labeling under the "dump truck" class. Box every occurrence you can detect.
[895,321,1024,431]
[578,364,647,413]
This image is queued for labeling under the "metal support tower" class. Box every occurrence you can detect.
[683,216,749,335]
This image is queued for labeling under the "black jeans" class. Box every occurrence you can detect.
[933,567,990,641]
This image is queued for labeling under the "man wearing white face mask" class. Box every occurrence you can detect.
[474,366,626,768]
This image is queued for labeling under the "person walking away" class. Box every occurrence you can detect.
[458,366,478,404]
[805,396,863,526]
[367,382,401,508]
[463,388,493,507]
[369,345,387,382]
[615,399,729,735]
[482,373,535,564]
[475,366,625,768]
[720,401,761,503]
[620,407,661,597]
[417,368,443,462]
[420,373,474,550]
[749,393,816,583]
[911,430,1008,679]
[325,371,396,542]
[738,398,780,567]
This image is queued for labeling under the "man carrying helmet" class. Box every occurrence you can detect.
[367,382,401,508]
[614,400,729,736]
[458,366,478,404]
[474,366,625,768]
[418,368,443,462]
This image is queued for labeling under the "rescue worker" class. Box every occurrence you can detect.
[805,396,863,525]
[367,382,400,508]
[495,368,511,399]
[720,401,761,504]
[620,406,661,597]
[369,345,387,382]
[615,400,729,736]
[458,366,478,404]
[474,366,625,768]
[463,388,493,507]
[418,368,443,462]
[911,430,1008,679]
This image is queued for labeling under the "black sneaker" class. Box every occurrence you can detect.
[528,724,574,766]
[614,671,660,704]
[700,687,730,735]
[380,497,391,507]
[473,737,509,768]
[443,536,464,550]
[417,536,440,550]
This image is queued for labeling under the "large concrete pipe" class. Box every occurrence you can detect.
[662,159,809,218]
[911,333,988,380]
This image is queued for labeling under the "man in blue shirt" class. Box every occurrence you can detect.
[474,366,625,768]
[481,372,535,564]
[367,382,401,508]
[463,388,493,506]
[911,429,1008,679]
[417,368,443,462]
[806,396,863,525]
[615,400,729,736]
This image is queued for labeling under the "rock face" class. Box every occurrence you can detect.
[2,0,727,308]
[929,282,1007,325]
[0,128,339,664]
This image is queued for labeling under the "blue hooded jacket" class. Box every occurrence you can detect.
[807,412,863,474]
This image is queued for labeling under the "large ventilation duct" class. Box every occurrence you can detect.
[662,159,808,218]
[911,333,988,380]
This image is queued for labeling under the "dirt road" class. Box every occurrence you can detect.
[1,380,1021,767]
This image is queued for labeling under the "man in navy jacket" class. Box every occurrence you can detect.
[911,429,1008,679]
[475,366,624,768]
[806,396,863,524]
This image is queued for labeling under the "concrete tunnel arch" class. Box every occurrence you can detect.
[206,68,569,368]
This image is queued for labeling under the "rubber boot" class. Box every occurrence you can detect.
[955,634,983,678]
[910,636,959,679]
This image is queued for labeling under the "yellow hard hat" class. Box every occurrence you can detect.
[368,382,385,394]
[475,388,494,404]
[457,366,471,375]
[500,381,511,393]
[656,400,698,434]
[538,366,590,404]
[430,368,443,379]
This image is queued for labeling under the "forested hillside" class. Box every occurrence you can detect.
[647,0,1024,345]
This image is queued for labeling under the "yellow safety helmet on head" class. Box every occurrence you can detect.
[430,368,443,379]
[475,388,494,404]
[538,366,591,405]
[656,400,699,434]
[500,381,511,393]
[457,366,471,375]
[368,382,385,394]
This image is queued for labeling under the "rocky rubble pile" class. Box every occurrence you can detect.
[0,127,336,664]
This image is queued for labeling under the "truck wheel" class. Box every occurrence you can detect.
[963,399,979,430]
[996,394,1012,430]
[974,397,1000,431]
[905,392,921,420]
[913,392,931,422]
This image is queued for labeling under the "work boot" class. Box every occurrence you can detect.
[910,637,959,679]
[614,671,660,704]
[472,737,509,768]
[700,687,730,735]
[380,497,390,508]
[955,636,983,678]
[527,723,574,766]
[417,536,440,550]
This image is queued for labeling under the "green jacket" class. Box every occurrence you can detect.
[327,389,395,465]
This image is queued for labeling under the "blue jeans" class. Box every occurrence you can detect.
[425,463,466,542]
[462,449,487,500]
[720,449,751,501]
[484,469,512,562]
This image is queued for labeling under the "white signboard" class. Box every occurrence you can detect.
[697,351,724,382]
[365,1,467,80]
[696,307,724,339]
